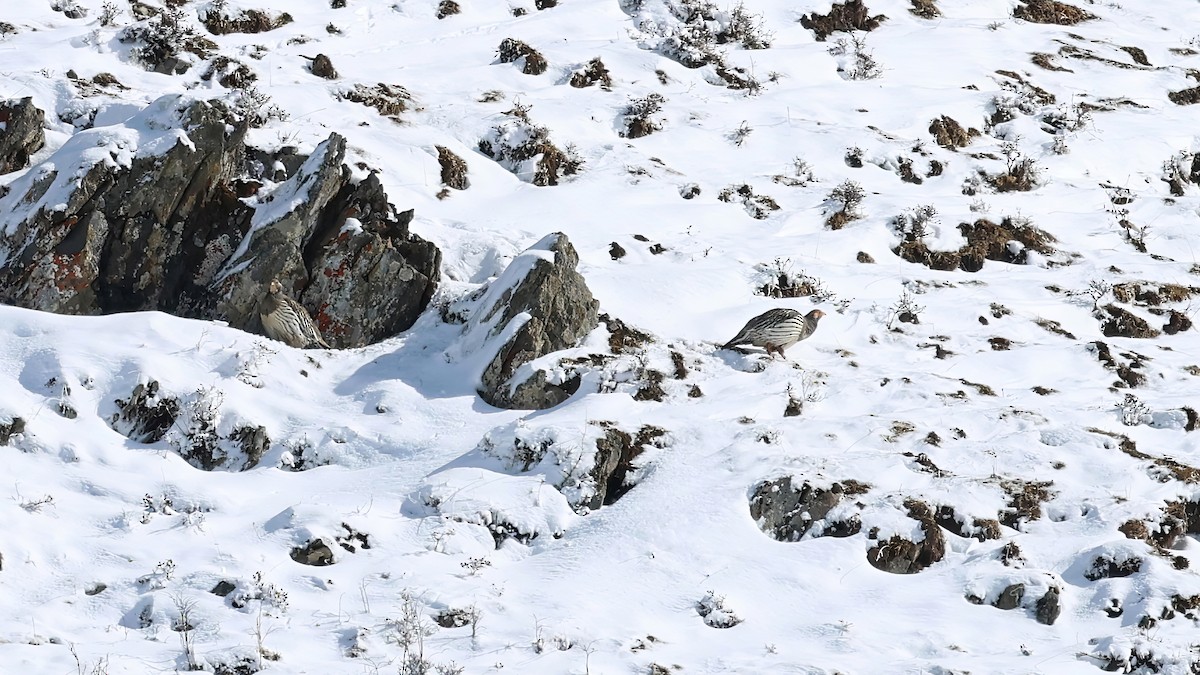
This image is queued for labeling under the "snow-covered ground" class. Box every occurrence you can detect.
[3,0,1200,673]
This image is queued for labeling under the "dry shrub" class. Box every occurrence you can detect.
[436,146,469,191]
[718,184,779,220]
[119,8,217,73]
[909,0,939,19]
[929,116,977,150]
[800,0,886,41]
[569,57,613,90]
[1099,305,1161,339]
[200,56,257,88]
[340,83,412,120]
[497,38,548,75]
[477,117,583,187]
[436,0,461,19]
[1013,0,1094,25]
[623,94,666,138]
[202,7,293,35]
[895,217,1057,272]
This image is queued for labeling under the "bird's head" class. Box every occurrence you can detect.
[808,309,826,321]
[268,279,283,295]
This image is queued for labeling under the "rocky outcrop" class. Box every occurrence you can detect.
[301,174,441,347]
[866,499,946,574]
[472,233,599,409]
[109,380,181,443]
[0,415,26,446]
[749,477,869,540]
[0,95,439,348]
[589,424,667,508]
[0,98,45,174]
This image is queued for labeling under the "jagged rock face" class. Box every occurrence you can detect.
[301,174,441,347]
[0,95,439,348]
[0,97,45,175]
[475,233,599,409]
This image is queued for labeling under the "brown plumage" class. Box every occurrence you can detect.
[259,279,330,349]
[722,308,824,358]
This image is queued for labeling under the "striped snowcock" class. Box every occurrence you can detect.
[259,279,331,349]
[722,308,824,358]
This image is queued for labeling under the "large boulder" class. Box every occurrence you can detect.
[0,97,45,174]
[0,95,439,348]
[470,233,599,409]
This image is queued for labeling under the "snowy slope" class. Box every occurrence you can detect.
[3,0,1200,673]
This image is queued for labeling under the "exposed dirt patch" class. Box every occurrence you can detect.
[800,0,886,41]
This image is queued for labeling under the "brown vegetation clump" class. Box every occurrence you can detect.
[310,53,338,80]
[569,57,613,90]
[340,83,412,120]
[436,146,469,191]
[477,116,583,187]
[895,217,1058,272]
[1169,86,1200,106]
[929,116,978,150]
[1098,305,1161,339]
[202,8,293,35]
[998,478,1054,529]
[497,38,548,75]
[718,184,780,220]
[800,0,886,41]
[200,56,257,88]
[1111,282,1198,306]
[436,0,461,19]
[1013,0,1094,25]
[909,0,939,18]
